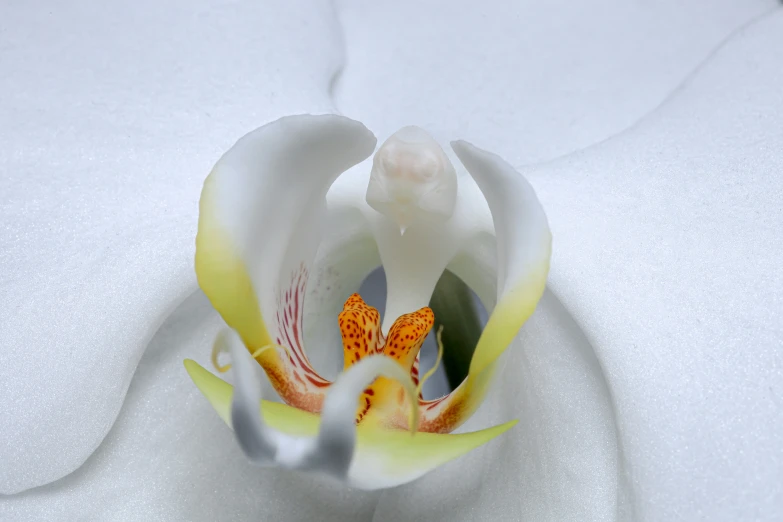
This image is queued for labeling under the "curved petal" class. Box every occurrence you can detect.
[452,140,552,375]
[303,208,382,379]
[0,4,349,495]
[297,157,388,380]
[223,325,418,479]
[196,114,377,404]
[2,291,382,521]
[417,141,552,432]
[227,330,279,465]
[184,359,516,489]
[314,353,418,478]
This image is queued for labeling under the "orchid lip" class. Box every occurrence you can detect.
[187,114,551,489]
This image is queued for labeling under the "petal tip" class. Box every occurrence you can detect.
[182,359,233,425]
[449,139,474,156]
[183,358,199,375]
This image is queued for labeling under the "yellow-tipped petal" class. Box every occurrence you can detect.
[350,419,517,489]
[194,115,377,407]
[184,358,233,426]
[196,173,273,352]
[415,140,551,433]
[185,358,318,436]
[453,139,551,379]
[184,359,516,489]
[469,260,549,377]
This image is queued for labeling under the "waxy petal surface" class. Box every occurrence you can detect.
[0,0,347,494]
[196,114,377,407]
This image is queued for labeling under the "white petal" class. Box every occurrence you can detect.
[335,0,773,163]
[186,352,516,492]
[371,291,619,520]
[400,145,550,433]
[195,115,378,410]
[314,355,418,479]
[374,8,783,521]
[303,162,384,379]
[529,15,783,519]
[0,0,345,494]
[227,321,418,480]
[357,131,551,434]
[226,330,280,464]
[451,140,551,301]
[198,114,376,348]
[0,293,381,521]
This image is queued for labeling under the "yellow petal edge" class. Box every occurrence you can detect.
[196,170,273,352]
[184,359,517,486]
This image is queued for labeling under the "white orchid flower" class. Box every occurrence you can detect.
[186,114,551,488]
[3,0,782,519]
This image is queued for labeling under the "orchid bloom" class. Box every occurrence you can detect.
[185,114,551,489]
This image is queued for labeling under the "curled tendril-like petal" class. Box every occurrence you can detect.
[210,330,232,373]
[224,327,420,480]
